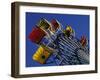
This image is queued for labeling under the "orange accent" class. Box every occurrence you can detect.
[80,36,87,47]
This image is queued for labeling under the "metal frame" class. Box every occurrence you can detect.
[11,2,98,78]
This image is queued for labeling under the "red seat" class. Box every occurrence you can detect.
[50,19,60,31]
[28,27,46,44]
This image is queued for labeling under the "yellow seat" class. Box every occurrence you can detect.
[33,45,53,64]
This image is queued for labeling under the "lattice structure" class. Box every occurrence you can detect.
[45,32,89,65]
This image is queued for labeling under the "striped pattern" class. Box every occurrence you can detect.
[47,34,89,65]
